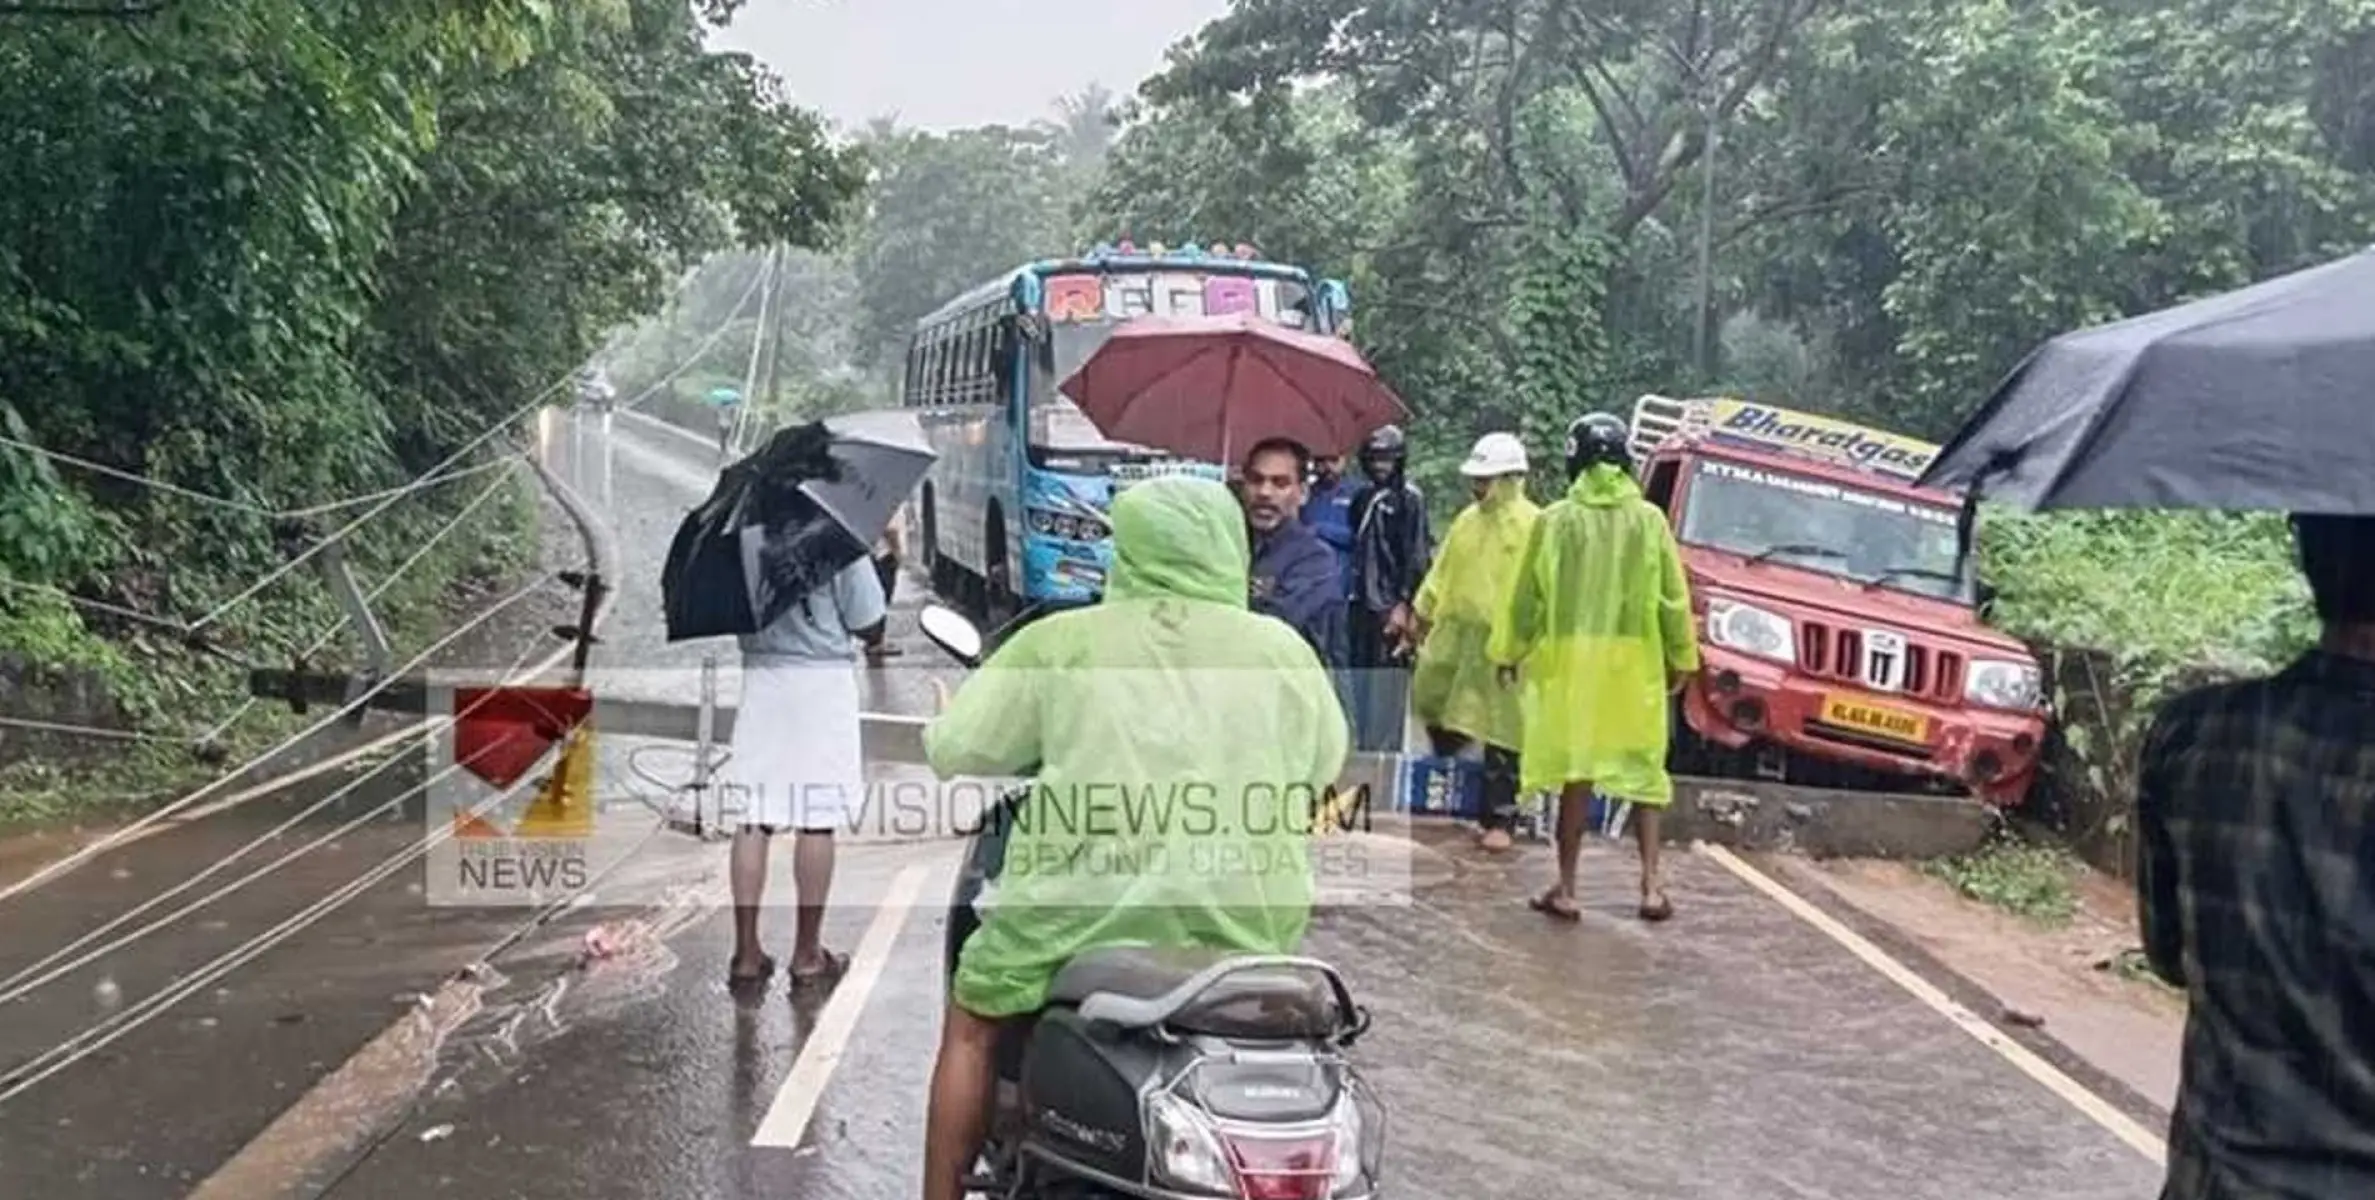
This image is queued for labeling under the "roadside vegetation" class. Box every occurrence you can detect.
[0,1,860,820]
[1920,833,2083,928]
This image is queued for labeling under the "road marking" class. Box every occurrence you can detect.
[1700,844,2167,1165]
[751,862,933,1149]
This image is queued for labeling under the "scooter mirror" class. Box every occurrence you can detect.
[918,604,985,666]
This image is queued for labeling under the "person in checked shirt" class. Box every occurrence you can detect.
[2136,512,2375,1200]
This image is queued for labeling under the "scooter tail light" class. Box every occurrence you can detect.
[1221,1133,1339,1200]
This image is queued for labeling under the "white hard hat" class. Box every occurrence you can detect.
[1459,431,1530,477]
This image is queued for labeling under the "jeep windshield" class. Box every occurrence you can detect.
[1678,457,1973,603]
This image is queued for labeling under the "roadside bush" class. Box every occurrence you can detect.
[1979,509,2317,873]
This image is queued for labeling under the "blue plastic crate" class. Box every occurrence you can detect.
[1400,755,1485,819]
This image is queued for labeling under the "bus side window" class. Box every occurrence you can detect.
[968,318,992,406]
[995,317,1023,410]
[1644,459,1681,513]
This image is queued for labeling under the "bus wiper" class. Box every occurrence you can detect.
[1745,542,1847,566]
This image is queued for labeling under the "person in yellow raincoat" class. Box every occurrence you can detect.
[1411,432,1540,853]
[916,475,1349,1200]
[1490,412,1700,923]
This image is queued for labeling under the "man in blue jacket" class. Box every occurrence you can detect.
[1302,450,1360,605]
[1240,438,1347,668]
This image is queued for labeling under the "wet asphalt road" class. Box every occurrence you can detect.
[0,470,589,1197]
[0,407,2171,1199]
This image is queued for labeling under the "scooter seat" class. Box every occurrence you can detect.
[1047,945,1236,1005]
[1046,946,1345,1039]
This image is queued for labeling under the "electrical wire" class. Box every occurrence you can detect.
[0,514,614,1102]
[0,630,553,1007]
[0,714,186,744]
[616,262,773,416]
[0,263,712,897]
[0,430,281,518]
[274,457,517,521]
[0,571,561,906]
[189,458,533,748]
[0,575,197,635]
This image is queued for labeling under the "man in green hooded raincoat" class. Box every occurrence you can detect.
[1490,412,1700,924]
[917,475,1349,1200]
[1411,431,1540,852]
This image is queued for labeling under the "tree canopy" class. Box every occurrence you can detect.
[0,0,860,610]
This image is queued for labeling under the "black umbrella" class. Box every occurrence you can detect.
[661,414,935,643]
[1919,246,2375,514]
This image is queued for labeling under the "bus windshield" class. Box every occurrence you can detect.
[1027,268,1322,458]
[1678,458,1973,603]
[1031,322,1138,455]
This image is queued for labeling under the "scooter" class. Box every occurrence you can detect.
[916,602,1387,1200]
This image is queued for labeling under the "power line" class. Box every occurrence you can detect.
[0,629,552,1007]
[0,571,561,905]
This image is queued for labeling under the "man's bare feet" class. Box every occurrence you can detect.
[1479,827,1515,853]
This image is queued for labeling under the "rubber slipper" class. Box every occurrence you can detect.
[1528,891,1582,923]
[1638,893,1675,923]
[790,948,851,991]
[727,953,777,991]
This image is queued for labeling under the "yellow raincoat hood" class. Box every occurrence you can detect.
[1489,463,1701,803]
[921,475,1348,1017]
[1411,476,1539,749]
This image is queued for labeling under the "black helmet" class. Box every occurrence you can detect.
[1361,424,1407,459]
[1565,412,1631,479]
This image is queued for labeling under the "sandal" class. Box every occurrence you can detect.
[1638,892,1674,923]
[726,953,777,992]
[1528,889,1582,924]
[790,948,851,991]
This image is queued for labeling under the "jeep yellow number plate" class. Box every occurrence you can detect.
[1820,696,1930,744]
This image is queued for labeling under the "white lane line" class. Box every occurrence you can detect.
[751,862,933,1150]
[1700,844,2167,1165]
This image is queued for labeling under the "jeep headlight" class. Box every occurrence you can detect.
[1705,599,1794,664]
[1965,659,2044,711]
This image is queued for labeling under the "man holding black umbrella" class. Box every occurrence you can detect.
[661,415,935,995]
[723,554,887,995]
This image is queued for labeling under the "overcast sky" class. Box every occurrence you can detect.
[712,0,1232,133]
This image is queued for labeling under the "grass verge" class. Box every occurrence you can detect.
[1919,831,2081,927]
[0,470,543,829]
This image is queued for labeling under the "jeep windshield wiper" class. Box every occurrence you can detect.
[1867,565,1966,589]
[1744,542,1848,566]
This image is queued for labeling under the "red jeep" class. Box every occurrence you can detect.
[1629,396,2050,806]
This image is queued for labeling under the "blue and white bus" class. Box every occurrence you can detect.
[901,241,1352,622]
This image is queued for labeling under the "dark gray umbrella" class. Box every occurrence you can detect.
[660,412,935,642]
[1919,246,2375,514]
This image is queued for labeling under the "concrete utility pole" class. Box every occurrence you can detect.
[1693,96,1720,384]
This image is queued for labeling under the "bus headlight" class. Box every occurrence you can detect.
[1965,660,2044,711]
[1025,506,1108,543]
[1705,599,1794,665]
